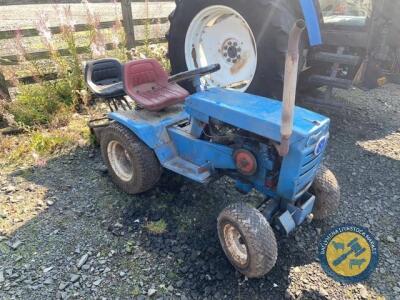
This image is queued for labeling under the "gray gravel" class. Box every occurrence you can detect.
[0,84,399,299]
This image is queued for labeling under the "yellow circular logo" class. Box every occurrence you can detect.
[319,225,379,283]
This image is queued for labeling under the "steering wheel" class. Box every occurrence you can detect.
[168,64,221,83]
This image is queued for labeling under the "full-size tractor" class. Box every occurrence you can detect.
[85,5,340,277]
[167,0,400,100]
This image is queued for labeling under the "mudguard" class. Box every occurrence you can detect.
[299,0,323,46]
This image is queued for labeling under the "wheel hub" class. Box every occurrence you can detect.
[222,38,242,63]
[223,223,248,267]
[185,5,257,91]
[107,140,134,182]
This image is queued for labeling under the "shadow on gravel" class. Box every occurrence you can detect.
[299,86,399,146]
[4,86,397,299]
[2,146,321,299]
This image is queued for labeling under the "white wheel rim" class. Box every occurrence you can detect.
[185,5,257,91]
[223,223,248,267]
[107,141,134,182]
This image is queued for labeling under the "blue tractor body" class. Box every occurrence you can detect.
[109,87,330,233]
[84,3,340,277]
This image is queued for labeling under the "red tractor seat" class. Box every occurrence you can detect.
[123,59,189,111]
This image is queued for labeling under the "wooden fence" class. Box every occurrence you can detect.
[0,0,172,97]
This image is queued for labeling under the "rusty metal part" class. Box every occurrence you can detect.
[223,223,248,267]
[275,20,305,157]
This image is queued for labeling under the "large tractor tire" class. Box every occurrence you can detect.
[167,0,303,99]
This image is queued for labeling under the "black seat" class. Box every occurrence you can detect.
[84,58,125,99]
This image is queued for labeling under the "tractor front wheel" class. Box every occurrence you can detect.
[310,165,341,220]
[217,202,277,278]
[100,123,162,194]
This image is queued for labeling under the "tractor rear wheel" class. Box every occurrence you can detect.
[167,0,302,99]
[100,123,162,194]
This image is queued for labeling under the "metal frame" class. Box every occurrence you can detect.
[108,87,330,234]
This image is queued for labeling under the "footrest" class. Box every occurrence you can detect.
[164,157,211,183]
[311,52,360,66]
[308,75,353,90]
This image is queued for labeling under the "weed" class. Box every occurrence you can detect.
[9,81,72,127]
[145,219,167,235]
[131,286,141,297]
[125,241,135,254]
[0,115,90,168]
[29,132,72,155]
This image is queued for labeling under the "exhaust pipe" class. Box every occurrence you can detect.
[276,20,305,157]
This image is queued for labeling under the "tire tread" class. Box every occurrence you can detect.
[100,123,162,194]
[217,202,277,278]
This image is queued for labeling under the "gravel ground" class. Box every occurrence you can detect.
[0,84,399,299]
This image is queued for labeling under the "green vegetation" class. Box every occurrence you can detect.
[8,81,72,127]
[0,0,170,168]
[145,219,167,235]
[29,132,73,155]
[0,116,90,168]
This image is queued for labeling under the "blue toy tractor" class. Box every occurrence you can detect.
[85,19,340,278]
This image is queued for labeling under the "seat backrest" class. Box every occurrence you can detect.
[123,59,169,94]
[85,58,122,87]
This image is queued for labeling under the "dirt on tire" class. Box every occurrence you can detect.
[217,202,278,278]
[310,165,341,220]
[100,123,162,194]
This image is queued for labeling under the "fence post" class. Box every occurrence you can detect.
[121,0,135,50]
[0,71,10,100]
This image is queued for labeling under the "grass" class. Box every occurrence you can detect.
[145,219,167,235]
[8,81,73,127]
[0,0,171,169]
[0,115,91,169]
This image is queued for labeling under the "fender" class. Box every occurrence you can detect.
[299,0,323,46]
[108,110,189,149]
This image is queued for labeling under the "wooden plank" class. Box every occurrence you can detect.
[0,18,168,40]
[1,37,167,67]
[121,0,135,49]
[0,0,172,6]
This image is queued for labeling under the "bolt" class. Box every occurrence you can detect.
[233,59,237,63]
[227,58,232,63]
[224,46,228,50]
[233,42,238,47]
[223,53,228,57]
